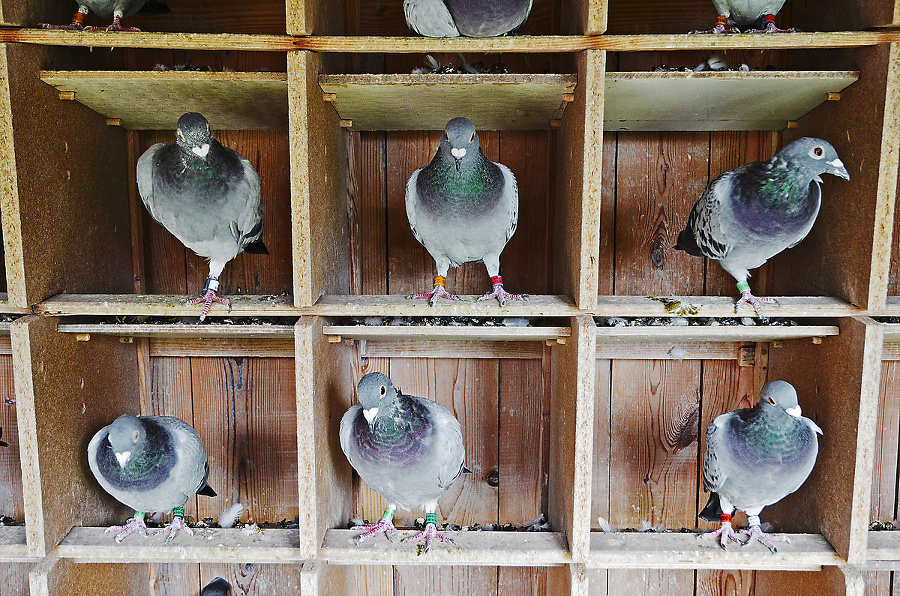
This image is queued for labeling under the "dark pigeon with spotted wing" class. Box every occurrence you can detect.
[404,0,532,37]
[88,414,216,543]
[675,137,849,316]
[340,372,468,553]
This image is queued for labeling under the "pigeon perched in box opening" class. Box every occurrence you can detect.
[404,0,532,37]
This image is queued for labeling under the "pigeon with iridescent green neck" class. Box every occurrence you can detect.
[700,381,822,551]
[674,137,849,316]
[87,414,217,543]
[692,0,792,33]
[340,372,469,553]
[406,117,520,306]
[404,0,532,37]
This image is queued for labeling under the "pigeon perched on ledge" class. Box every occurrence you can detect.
[692,0,793,33]
[404,0,532,37]
[674,137,849,316]
[201,577,231,596]
[40,0,169,32]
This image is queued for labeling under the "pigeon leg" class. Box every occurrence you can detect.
[402,512,455,554]
[85,11,141,32]
[154,507,194,544]
[747,15,796,33]
[690,15,729,34]
[478,275,523,307]
[410,275,460,306]
[40,8,87,30]
[105,512,149,543]
[188,276,231,321]
[353,506,398,544]
[739,515,790,553]
[734,281,777,317]
[698,513,743,550]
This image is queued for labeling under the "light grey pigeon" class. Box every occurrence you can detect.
[404,0,532,37]
[137,112,267,321]
[692,0,792,33]
[674,137,849,316]
[40,0,169,31]
[699,381,822,551]
[87,414,217,543]
[201,577,231,596]
[406,117,520,306]
[339,372,469,553]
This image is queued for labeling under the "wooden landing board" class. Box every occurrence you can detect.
[323,324,571,342]
[359,339,545,359]
[57,323,294,339]
[35,294,297,316]
[880,324,900,343]
[595,325,839,342]
[605,71,858,131]
[318,74,577,131]
[864,531,900,567]
[588,532,840,570]
[595,295,860,317]
[321,529,568,566]
[308,294,579,316]
[0,526,29,560]
[56,527,302,563]
[40,71,288,130]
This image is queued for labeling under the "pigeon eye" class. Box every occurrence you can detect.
[469,132,475,142]
[177,130,185,142]
[811,147,824,158]
[768,398,776,405]
[380,386,386,396]
[132,430,140,443]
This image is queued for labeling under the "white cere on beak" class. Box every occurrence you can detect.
[786,405,802,419]
[450,147,467,159]
[192,143,210,158]
[115,451,132,467]
[827,158,844,169]
[363,408,378,424]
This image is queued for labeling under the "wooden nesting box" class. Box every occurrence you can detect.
[0,0,895,594]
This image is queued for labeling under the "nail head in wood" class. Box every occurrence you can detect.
[340,120,353,128]
[106,118,121,126]
[772,340,784,348]
[327,335,342,343]
[323,93,337,102]
[562,93,575,103]
[59,91,75,101]
[550,119,562,128]
[75,333,90,342]
[738,345,756,367]
[827,92,841,101]
[812,336,823,345]
[786,121,798,129]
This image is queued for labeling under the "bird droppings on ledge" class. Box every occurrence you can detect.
[870,520,899,531]
[341,316,565,328]
[100,314,298,326]
[596,315,800,327]
[347,512,550,533]
[0,516,23,526]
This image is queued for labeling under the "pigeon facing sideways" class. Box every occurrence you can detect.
[201,577,232,596]
[404,0,533,37]
[700,381,822,551]
[88,414,217,543]
[692,0,793,33]
[406,117,521,306]
[674,137,849,316]
[137,112,267,321]
[41,0,170,32]
[340,372,469,553]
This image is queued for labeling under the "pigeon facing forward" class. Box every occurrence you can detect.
[88,414,217,543]
[692,0,793,33]
[340,372,469,553]
[201,577,231,596]
[406,117,520,306]
[674,137,849,316]
[41,0,169,32]
[700,381,822,551]
[404,0,532,37]
[137,112,267,321]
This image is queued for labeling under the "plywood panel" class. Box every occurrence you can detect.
[30,559,145,596]
[0,354,22,521]
[499,567,549,596]
[872,361,900,522]
[149,562,200,595]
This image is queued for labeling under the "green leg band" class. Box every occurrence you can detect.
[425,512,438,526]
[133,511,146,520]
[382,508,395,521]
[172,507,185,519]
[736,281,751,293]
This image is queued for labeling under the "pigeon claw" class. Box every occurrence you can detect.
[155,515,194,544]
[85,16,141,32]
[410,285,459,306]
[188,289,231,321]
[698,521,743,550]
[403,522,455,554]
[478,283,523,307]
[739,525,789,553]
[106,516,149,543]
[735,290,777,317]
[352,518,398,544]
[40,22,85,30]
[690,23,728,34]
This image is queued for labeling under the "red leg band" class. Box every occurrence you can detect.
[765,14,776,24]
[720,513,732,523]
[72,11,85,24]
[490,276,503,286]
[715,15,727,26]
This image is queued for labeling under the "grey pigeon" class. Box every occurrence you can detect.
[404,0,532,37]
[87,414,217,543]
[339,372,469,553]
[201,577,231,596]
[700,381,822,551]
[674,137,849,316]
[137,112,267,321]
[40,0,169,31]
[406,117,520,306]
[692,0,792,33]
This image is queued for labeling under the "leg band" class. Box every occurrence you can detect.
[716,15,727,26]
[736,281,751,293]
[172,507,186,519]
[425,512,438,526]
[433,275,446,287]
[382,507,395,521]
[202,277,220,294]
[747,515,761,527]
[490,275,503,286]
[72,11,86,23]
[720,513,732,523]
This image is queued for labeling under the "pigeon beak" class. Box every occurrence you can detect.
[827,158,850,180]
[115,451,132,468]
[192,143,210,158]
[363,407,378,424]
[785,405,802,419]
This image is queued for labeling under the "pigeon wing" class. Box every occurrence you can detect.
[702,412,731,493]
[404,0,460,37]
[135,143,166,222]
[497,163,519,244]
[228,153,264,249]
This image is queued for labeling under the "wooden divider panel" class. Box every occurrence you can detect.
[29,558,145,596]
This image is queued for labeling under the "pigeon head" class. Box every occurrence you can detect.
[758,380,802,419]
[440,117,479,173]
[175,112,214,159]
[775,137,850,181]
[356,372,399,425]
[107,414,146,468]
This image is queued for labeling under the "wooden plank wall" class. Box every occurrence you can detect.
[0,353,23,522]
[148,562,302,595]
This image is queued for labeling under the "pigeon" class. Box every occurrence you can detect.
[201,577,231,596]
[699,380,822,552]
[137,112,267,321]
[674,137,849,316]
[404,0,532,37]
[0,427,7,448]
[406,117,521,306]
[40,0,170,32]
[692,0,793,33]
[339,372,469,553]
[87,414,217,543]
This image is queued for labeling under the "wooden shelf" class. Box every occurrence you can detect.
[0,527,30,561]
[864,532,900,568]
[40,71,288,130]
[321,529,569,566]
[595,325,839,343]
[309,295,580,317]
[323,324,571,342]
[594,296,861,317]
[34,294,297,317]
[56,323,294,339]
[318,74,577,131]
[605,71,858,131]
[588,532,841,570]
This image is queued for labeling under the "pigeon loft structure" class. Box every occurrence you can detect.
[0,0,896,594]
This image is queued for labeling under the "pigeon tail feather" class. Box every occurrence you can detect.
[196,483,217,497]
[242,239,269,255]
[674,228,704,257]
[699,492,723,522]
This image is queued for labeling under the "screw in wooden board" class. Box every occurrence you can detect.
[486,470,500,487]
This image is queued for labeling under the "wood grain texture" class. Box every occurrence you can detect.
[0,561,32,596]
[348,131,388,295]
[29,558,144,596]
[149,562,199,596]
[606,569,695,596]
[592,360,611,530]
[872,361,900,522]
[0,354,22,521]
[393,566,497,596]
[696,570,756,596]
[126,0,287,34]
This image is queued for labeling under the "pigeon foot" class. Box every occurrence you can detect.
[353,517,398,544]
[748,16,795,33]
[85,16,140,32]
[188,278,231,321]
[739,525,789,553]
[41,22,86,30]
[106,515,149,543]
[403,521,455,554]
[698,521,743,550]
[410,278,460,306]
[735,289,776,317]
[690,16,728,34]
[479,276,523,307]
[155,514,194,544]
